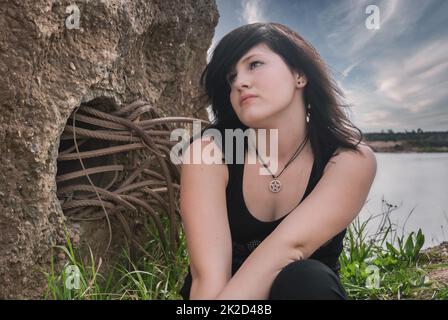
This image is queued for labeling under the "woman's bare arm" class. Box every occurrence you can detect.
[180,137,232,299]
[215,144,377,299]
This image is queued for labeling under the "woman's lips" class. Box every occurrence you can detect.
[241,96,257,104]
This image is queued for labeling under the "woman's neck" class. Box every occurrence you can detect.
[251,109,310,166]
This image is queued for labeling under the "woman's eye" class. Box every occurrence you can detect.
[228,61,263,84]
[250,60,262,69]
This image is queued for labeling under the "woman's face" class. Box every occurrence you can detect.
[227,43,302,128]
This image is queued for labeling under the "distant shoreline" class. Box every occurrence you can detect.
[364,140,448,153]
[363,131,448,153]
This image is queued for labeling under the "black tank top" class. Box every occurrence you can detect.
[227,143,346,273]
[179,136,347,299]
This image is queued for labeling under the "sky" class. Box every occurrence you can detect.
[209,0,448,133]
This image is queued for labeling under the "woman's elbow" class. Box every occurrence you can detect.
[189,277,227,300]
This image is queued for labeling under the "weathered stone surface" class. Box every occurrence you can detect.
[0,0,218,298]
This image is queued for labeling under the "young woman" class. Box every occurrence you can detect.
[178,22,377,300]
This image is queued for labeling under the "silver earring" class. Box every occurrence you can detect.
[306,103,311,123]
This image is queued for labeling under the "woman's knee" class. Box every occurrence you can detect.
[269,259,347,300]
[272,259,334,288]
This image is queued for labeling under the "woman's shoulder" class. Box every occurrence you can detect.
[332,142,375,159]
[324,143,376,176]
[181,136,229,187]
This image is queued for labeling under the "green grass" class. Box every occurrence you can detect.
[43,217,189,300]
[339,200,448,300]
[44,201,448,300]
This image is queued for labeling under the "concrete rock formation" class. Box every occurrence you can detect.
[0,0,218,298]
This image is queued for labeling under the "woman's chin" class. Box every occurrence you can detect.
[240,114,271,128]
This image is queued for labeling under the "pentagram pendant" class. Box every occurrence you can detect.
[269,179,282,193]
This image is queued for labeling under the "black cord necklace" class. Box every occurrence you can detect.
[253,133,309,193]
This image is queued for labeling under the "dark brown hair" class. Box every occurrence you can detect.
[193,22,363,164]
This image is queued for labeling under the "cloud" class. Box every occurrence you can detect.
[339,80,399,131]
[341,62,358,78]
[318,0,433,57]
[239,0,267,24]
[206,39,217,63]
[374,38,448,113]
[318,0,448,131]
[341,36,448,132]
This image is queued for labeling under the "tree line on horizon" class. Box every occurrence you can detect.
[363,130,448,147]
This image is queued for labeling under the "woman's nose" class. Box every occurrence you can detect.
[233,73,251,89]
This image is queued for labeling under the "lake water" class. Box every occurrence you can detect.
[358,152,448,249]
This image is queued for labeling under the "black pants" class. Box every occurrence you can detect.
[268,259,348,300]
[180,259,347,300]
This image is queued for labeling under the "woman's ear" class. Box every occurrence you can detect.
[296,75,308,88]
[293,70,307,88]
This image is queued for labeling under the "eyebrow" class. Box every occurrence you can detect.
[228,53,262,75]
